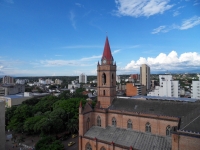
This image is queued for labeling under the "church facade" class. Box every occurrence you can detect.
[79,37,200,150]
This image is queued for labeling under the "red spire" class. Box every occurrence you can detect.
[102,37,113,61]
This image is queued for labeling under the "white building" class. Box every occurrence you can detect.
[79,73,87,83]
[116,75,121,83]
[191,79,200,99]
[39,78,46,84]
[147,74,180,97]
[68,80,80,89]
[140,64,150,90]
[16,79,29,84]
[46,78,54,84]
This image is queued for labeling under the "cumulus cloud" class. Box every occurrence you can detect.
[114,0,174,17]
[124,51,200,72]
[152,16,200,34]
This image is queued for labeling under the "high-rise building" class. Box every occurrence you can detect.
[140,64,150,90]
[2,76,14,84]
[147,74,180,97]
[79,73,87,83]
[191,78,200,99]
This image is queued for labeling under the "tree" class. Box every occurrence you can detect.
[35,136,64,150]
[24,116,44,134]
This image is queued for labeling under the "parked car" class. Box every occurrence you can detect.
[68,141,75,147]
[72,134,77,138]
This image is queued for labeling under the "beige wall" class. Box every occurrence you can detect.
[0,101,5,150]
[0,96,32,107]
[81,111,178,137]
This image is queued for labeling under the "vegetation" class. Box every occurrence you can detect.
[6,90,93,148]
[35,136,64,150]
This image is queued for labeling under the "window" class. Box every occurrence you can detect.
[87,118,90,131]
[145,122,151,133]
[127,119,132,129]
[85,143,92,150]
[112,117,117,127]
[166,125,171,136]
[100,147,106,150]
[97,116,101,127]
[102,73,106,85]
[103,90,105,96]
[112,73,114,85]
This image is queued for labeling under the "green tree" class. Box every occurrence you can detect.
[24,116,44,134]
[35,136,64,150]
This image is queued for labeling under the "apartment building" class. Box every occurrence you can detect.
[148,74,180,97]
[140,64,150,90]
[126,83,146,96]
[0,84,25,96]
[191,80,200,99]
[55,79,62,85]
[2,76,14,84]
[79,73,87,83]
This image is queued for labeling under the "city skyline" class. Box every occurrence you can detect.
[0,0,200,76]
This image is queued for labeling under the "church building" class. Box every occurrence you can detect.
[79,37,200,150]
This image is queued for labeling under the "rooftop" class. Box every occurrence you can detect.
[131,95,199,102]
[84,126,171,150]
[102,37,113,61]
[109,98,200,133]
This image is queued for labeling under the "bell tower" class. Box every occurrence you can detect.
[97,37,116,108]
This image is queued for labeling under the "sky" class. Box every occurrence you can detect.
[0,0,200,76]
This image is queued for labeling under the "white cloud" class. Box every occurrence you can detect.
[151,26,166,34]
[114,0,174,17]
[152,16,200,34]
[80,55,101,61]
[124,51,200,72]
[113,49,121,54]
[179,16,200,30]
[60,45,101,49]
[4,0,14,4]
[75,3,84,8]
[173,11,180,17]
[69,11,76,29]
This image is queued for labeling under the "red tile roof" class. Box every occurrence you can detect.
[102,37,113,61]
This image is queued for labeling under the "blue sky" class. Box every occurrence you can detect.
[0,0,200,76]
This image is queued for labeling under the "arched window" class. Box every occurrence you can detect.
[112,117,117,127]
[102,73,106,85]
[85,143,92,150]
[97,116,101,127]
[100,147,106,150]
[112,74,114,85]
[87,118,90,131]
[127,119,132,129]
[166,125,171,136]
[145,122,151,133]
